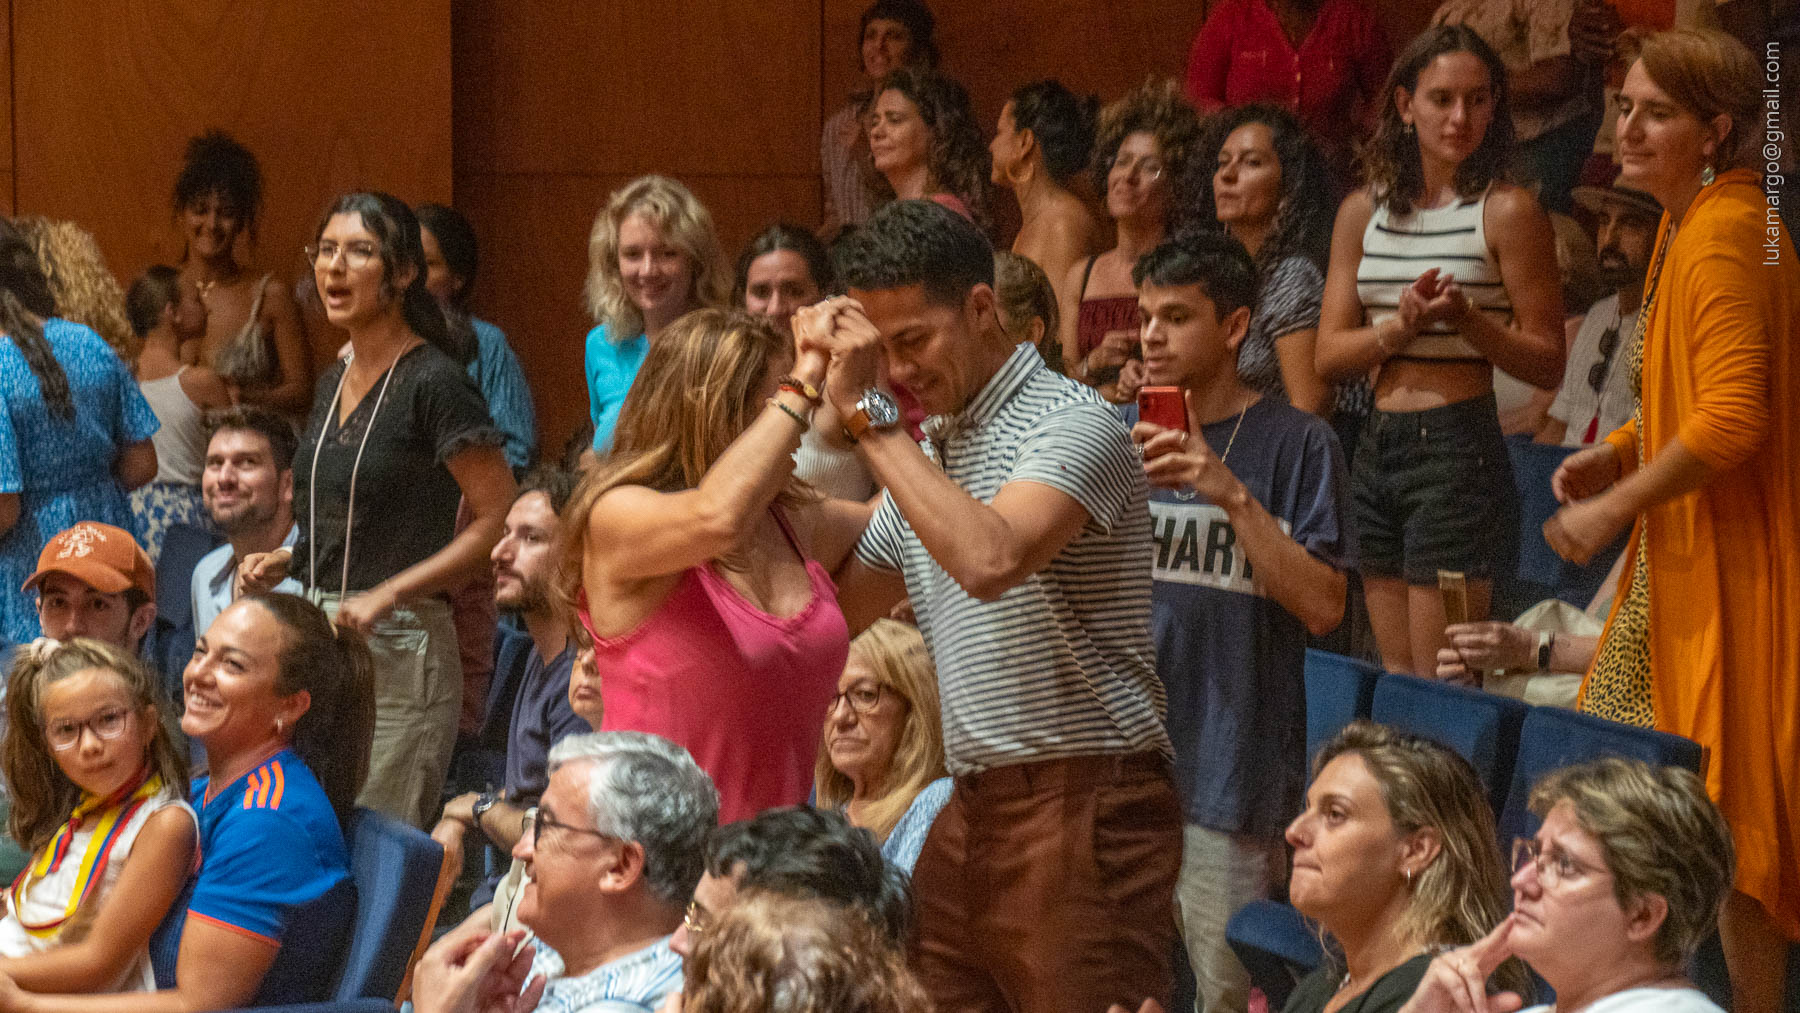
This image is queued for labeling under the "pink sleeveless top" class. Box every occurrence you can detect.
[578,509,849,823]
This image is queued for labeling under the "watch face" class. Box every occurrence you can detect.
[859,390,901,428]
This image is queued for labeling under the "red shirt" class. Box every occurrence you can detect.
[1184,0,1391,160]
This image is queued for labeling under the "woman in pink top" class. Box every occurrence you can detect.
[560,308,872,823]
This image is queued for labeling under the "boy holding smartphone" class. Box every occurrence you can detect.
[1128,231,1356,1013]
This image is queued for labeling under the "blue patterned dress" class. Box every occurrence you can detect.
[0,319,160,642]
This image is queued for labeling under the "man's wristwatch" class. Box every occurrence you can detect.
[842,388,901,442]
[471,791,499,835]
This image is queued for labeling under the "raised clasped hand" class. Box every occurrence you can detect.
[1398,915,1523,1013]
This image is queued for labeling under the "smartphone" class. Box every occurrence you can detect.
[1138,386,1188,433]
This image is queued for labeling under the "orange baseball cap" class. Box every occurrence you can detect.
[21,522,156,598]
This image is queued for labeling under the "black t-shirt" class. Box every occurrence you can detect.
[293,343,502,594]
[1282,953,1433,1013]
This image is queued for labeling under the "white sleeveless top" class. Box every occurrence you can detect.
[0,786,195,991]
[1357,187,1511,361]
[138,368,208,485]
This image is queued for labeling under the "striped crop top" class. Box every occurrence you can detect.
[1356,187,1510,361]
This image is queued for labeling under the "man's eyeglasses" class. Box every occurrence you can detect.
[45,708,134,751]
[522,806,620,848]
[1587,324,1622,393]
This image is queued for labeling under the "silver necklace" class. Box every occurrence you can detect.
[1175,397,1250,501]
[308,342,408,599]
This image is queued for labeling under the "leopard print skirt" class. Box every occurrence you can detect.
[1581,524,1654,727]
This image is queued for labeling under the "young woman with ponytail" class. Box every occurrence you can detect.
[0,593,375,1009]
[0,219,160,644]
[236,193,515,828]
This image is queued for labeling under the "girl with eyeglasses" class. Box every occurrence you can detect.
[1058,78,1202,403]
[813,620,949,873]
[0,638,192,992]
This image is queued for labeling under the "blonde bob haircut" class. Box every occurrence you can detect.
[584,175,730,338]
[558,309,813,605]
[813,620,947,843]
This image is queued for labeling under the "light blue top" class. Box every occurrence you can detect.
[529,937,684,1013]
[881,776,953,874]
[0,318,160,642]
[191,523,302,639]
[584,322,649,453]
[470,317,537,470]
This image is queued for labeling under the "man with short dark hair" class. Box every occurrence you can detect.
[805,199,1180,1011]
[191,406,300,636]
[435,467,586,882]
[1130,231,1353,1013]
[670,805,911,959]
[22,522,159,652]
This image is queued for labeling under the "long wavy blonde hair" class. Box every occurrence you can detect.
[583,175,729,339]
[14,217,136,359]
[557,309,812,609]
[813,620,946,843]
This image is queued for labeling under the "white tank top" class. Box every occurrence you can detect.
[1357,187,1511,360]
[138,369,208,485]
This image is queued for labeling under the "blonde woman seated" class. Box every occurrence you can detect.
[813,619,950,873]
[1283,722,1525,1013]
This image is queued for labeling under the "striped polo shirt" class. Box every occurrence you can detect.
[1356,185,1511,360]
[856,342,1171,776]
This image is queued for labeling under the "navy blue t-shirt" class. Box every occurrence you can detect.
[1124,397,1354,837]
[503,644,590,801]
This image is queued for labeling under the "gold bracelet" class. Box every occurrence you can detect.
[768,396,810,431]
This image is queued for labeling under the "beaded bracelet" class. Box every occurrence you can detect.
[777,375,823,405]
[767,397,810,431]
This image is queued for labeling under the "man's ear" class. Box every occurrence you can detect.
[278,469,295,511]
[967,283,1000,337]
[128,601,159,647]
[598,840,647,895]
[1222,304,1254,354]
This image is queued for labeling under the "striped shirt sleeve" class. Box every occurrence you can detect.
[1008,401,1144,534]
[854,491,907,572]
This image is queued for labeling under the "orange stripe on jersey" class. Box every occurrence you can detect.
[269,762,285,810]
[241,771,262,810]
[255,766,273,809]
[186,909,280,948]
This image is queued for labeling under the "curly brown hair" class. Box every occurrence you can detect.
[682,891,931,1013]
[13,216,136,359]
[1090,77,1203,215]
[864,66,993,232]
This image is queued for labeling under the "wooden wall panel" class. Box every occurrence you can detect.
[455,0,825,456]
[11,1,451,369]
[0,7,12,214]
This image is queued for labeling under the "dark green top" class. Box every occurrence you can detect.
[1281,953,1434,1013]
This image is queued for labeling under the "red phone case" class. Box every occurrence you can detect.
[1138,386,1188,433]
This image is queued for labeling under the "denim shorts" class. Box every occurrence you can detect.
[1352,393,1518,584]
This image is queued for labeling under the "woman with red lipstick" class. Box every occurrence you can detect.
[1282,722,1522,1013]
[1544,30,1799,1012]
[1317,26,1565,680]
[1401,758,1733,1013]
[583,176,730,455]
[1059,78,1202,403]
[240,192,516,829]
[865,67,991,231]
[170,132,312,418]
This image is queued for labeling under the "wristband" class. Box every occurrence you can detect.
[768,397,811,431]
[778,376,823,405]
[1537,631,1555,674]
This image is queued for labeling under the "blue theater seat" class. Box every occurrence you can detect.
[1303,649,1384,764]
[1371,674,1529,813]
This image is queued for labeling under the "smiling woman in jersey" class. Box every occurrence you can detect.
[0,593,374,1011]
[559,308,871,824]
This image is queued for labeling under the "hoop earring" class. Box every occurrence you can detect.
[274,718,285,737]
[1403,867,1413,887]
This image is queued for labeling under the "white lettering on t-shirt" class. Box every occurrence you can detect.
[1149,500,1288,598]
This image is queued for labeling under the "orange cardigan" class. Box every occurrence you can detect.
[1580,170,1799,938]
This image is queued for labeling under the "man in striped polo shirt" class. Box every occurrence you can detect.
[800,199,1180,1012]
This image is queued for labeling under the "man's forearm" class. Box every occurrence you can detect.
[1219,489,1347,637]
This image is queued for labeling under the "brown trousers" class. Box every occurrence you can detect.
[910,751,1183,1013]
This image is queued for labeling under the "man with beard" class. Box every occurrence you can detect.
[1539,183,1662,447]
[190,406,301,635]
[435,467,588,877]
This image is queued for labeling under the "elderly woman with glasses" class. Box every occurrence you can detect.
[813,620,949,873]
[1400,757,1735,1013]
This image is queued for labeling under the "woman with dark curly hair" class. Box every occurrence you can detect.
[1316,26,1564,679]
[865,66,991,230]
[1057,78,1201,402]
[989,80,1103,309]
[170,131,312,418]
[820,0,938,238]
[1189,104,1371,440]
